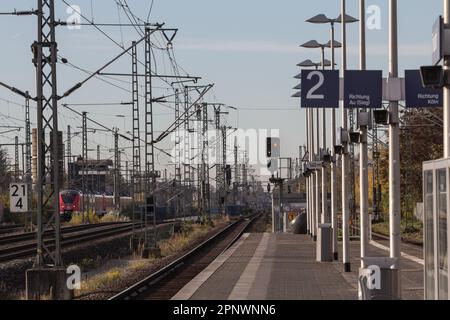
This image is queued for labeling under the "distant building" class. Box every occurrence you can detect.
[32,128,64,187]
[68,158,113,194]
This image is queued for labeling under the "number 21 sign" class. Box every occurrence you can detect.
[300,70,340,109]
[9,183,28,213]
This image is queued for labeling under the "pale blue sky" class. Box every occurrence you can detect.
[0,0,443,177]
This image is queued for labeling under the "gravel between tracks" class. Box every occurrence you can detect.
[0,224,173,299]
[76,221,233,300]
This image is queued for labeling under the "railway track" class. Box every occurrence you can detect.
[110,215,259,301]
[350,225,423,247]
[0,221,172,263]
[0,225,24,235]
[0,222,129,246]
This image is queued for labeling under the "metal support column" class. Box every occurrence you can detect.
[183,87,191,218]
[214,106,225,216]
[196,104,203,216]
[113,129,120,211]
[388,0,401,270]
[359,0,369,267]
[222,125,228,214]
[143,28,158,255]
[131,41,142,246]
[445,0,450,158]
[330,22,339,260]
[174,89,182,220]
[66,125,71,189]
[202,104,210,221]
[320,48,328,225]
[341,0,351,272]
[25,93,33,231]
[82,111,88,222]
[14,136,19,180]
[234,137,239,207]
[306,109,310,234]
[310,108,316,240]
[30,0,62,274]
[315,107,320,233]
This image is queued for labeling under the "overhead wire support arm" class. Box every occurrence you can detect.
[0,81,35,100]
[0,9,39,16]
[58,25,164,100]
[61,103,168,156]
[153,84,214,144]
[97,72,201,81]
[55,21,167,28]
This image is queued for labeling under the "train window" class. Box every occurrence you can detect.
[61,191,78,204]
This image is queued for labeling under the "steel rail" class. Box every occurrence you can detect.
[109,215,258,300]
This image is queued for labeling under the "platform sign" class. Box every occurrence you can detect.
[9,183,28,213]
[344,70,382,109]
[405,70,443,108]
[287,212,297,222]
[301,70,339,109]
[308,161,323,170]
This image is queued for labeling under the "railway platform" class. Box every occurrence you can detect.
[172,233,424,300]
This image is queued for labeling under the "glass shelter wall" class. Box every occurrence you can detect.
[424,170,435,300]
[423,159,450,300]
[437,169,448,299]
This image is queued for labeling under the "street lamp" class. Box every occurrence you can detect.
[295,59,320,239]
[297,59,334,69]
[305,11,358,267]
[300,40,341,246]
[300,40,342,66]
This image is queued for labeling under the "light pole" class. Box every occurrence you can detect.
[359,0,369,268]
[300,40,339,240]
[389,0,401,271]
[445,0,450,158]
[297,59,333,238]
[305,12,358,261]
[301,40,341,230]
[341,0,350,272]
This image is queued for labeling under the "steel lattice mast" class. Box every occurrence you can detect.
[25,93,33,231]
[131,41,142,244]
[143,27,158,255]
[174,89,182,219]
[81,111,88,222]
[32,0,61,267]
[66,125,71,189]
[183,87,192,217]
[201,103,210,221]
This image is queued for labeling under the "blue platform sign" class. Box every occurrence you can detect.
[301,70,339,109]
[405,70,443,108]
[344,70,382,109]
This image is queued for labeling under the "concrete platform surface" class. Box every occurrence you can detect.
[172,233,424,301]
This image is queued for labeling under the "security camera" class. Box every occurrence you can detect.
[373,109,389,125]
[420,66,444,89]
[334,145,343,156]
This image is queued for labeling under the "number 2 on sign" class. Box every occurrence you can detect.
[306,71,325,100]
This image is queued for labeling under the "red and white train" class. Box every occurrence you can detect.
[59,190,132,222]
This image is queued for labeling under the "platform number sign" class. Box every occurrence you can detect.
[301,70,340,109]
[9,183,28,213]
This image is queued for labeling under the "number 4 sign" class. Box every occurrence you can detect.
[10,183,28,213]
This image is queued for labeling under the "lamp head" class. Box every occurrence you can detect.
[306,14,333,24]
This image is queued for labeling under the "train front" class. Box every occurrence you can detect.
[59,190,80,222]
